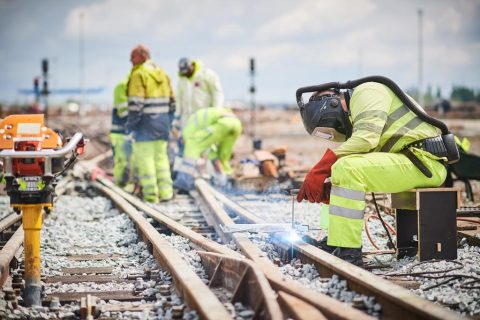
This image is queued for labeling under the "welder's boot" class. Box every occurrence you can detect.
[306,236,337,254]
[332,247,363,267]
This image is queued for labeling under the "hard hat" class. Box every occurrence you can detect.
[300,93,352,142]
[178,57,192,75]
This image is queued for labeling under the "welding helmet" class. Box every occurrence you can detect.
[178,57,192,76]
[300,92,352,142]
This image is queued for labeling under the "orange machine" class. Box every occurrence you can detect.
[0,114,84,306]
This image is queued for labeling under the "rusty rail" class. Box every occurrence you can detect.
[94,181,231,320]
[199,180,462,320]
[91,169,368,319]
[195,179,372,320]
[0,226,24,286]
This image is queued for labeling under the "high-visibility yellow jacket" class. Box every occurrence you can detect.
[126,60,174,141]
[335,82,441,159]
[175,60,224,129]
[111,79,128,134]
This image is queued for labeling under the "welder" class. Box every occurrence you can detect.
[295,76,459,266]
[126,44,175,203]
[173,108,242,191]
[110,78,133,191]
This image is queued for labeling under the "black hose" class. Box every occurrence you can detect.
[296,75,449,135]
[371,192,397,251]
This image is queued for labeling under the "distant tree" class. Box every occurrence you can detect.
[424,85,434,106]
[406,87,419,101]
[451,85,475,102]
[436,86,442,98]
[476,90,480,103]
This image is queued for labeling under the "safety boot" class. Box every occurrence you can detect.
[332,247,363,267]
[305,236,337,254]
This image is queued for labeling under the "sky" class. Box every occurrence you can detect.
[0,0,479,107]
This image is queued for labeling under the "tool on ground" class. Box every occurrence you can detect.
[289,188,323,233]
[0,114,85,306]
[221,223,292,233]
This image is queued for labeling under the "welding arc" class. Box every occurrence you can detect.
[371,192,397,251]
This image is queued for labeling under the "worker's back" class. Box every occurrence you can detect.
[335,82,441,156]
[127,60,174,141]
[183,107,235,139]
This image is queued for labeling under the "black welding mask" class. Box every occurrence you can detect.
[300,93,352,142]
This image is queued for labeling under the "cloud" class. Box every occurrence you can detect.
[65,0,161,38]
[255,0,376,41]
[214,23,246,39]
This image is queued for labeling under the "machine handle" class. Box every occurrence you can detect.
[0,132,84,158]
[0,132,84,177]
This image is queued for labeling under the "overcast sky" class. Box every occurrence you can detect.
[0,0,479,106]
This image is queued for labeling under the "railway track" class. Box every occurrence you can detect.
[86,164,461,318]
[0,153,477,319]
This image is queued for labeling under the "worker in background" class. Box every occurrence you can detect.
[173,108,242,191]
[172,58,224,153]
[110,78,134,191]
[297,82,447,266]
[126,44,175,203]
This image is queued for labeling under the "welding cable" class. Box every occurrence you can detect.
[364,215,381,250]
[456,217,480,224]
[384,259,464,277]
[54,152,78,178]
[367,214,397,234]
[364,214,397,250]
[460,279,480,290]
[372,192,397,251]
[421,274,480,291]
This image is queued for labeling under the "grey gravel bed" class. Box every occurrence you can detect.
[0,196,16,220]
[375,244,480,316]
[247,232,382,317]
[1,195,197,320]
[225,189,480,317]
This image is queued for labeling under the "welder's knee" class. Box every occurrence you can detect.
[331,155,369,190]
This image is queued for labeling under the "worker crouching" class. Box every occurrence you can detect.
[174,108,242,192]
[296,79,450,266]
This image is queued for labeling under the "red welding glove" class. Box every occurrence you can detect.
[297,148,338,203]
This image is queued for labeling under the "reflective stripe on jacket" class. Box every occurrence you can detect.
[175,60,224,129]
[335,82,440,157]
[111,79,128,134]
[126,60,174,141]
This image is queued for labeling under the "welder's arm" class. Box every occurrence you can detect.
[335,87,392,157]
[125,73,145,134]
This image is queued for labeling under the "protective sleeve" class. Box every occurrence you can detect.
[206,69,224,108]
[335,84,392,157]
[125,71,146,134]
[113,82,128,118]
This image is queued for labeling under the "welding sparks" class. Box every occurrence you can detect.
[283,230,301,243]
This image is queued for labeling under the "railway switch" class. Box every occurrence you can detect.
[0,114,85,306]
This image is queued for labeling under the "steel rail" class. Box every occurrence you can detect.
[195,179,372,320]
[94,181,231,320]
[201,181,463,320]
[0,214,22,233]
[88,167,369,320]
[0,226,24,286]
